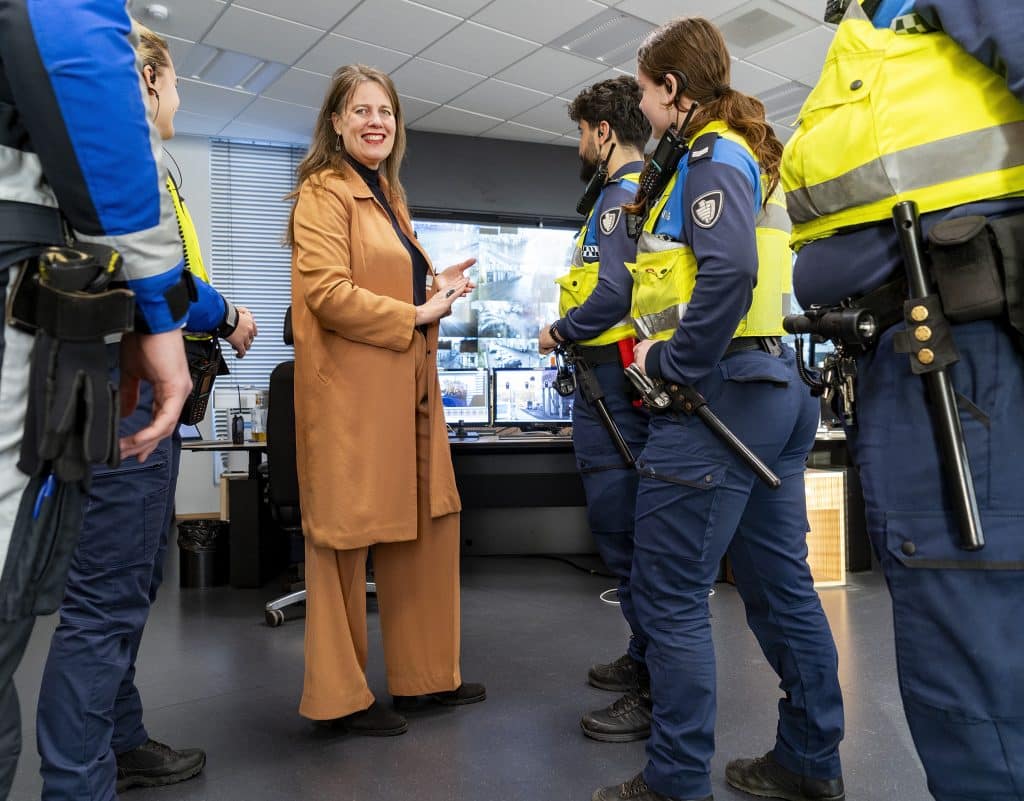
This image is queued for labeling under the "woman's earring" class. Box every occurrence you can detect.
[334,134,341,152]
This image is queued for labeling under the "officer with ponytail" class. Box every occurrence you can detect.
[592,17,845,801]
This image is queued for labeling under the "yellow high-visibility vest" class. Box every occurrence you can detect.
[628,122,792,341]
[782,0,1024,249]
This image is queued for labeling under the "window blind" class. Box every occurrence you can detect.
[209,138,303,393]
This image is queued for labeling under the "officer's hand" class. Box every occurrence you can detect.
[435,258,477,293]
[226,306,258,358]
[633,339,655,376]
[118,330,191,462]
[415,277,470,326]
[538,324,558,355]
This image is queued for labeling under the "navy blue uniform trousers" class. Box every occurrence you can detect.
[632,346,844,800]
[36,382,180,801]
[848,320,1024,801]
[572,360,649,662]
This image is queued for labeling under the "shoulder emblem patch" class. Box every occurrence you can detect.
[691,190,724,229]
[599,207,622,235]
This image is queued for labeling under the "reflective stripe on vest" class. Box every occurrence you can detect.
[781,1,1024,249]
[555,173,639,346]
[627,123,792,341]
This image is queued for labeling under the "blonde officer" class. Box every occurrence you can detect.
[592,18,845,801]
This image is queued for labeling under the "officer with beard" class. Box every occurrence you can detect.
[539,76,654,743]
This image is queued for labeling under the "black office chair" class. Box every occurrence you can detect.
[263,307,375,627]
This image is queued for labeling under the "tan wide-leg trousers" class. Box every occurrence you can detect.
[299,332,461,720]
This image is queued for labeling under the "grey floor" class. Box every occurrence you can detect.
[11,552,931,801]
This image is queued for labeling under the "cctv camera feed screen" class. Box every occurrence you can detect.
[493,368,573,425]
[413,219,577,371]
[438,369,490,425]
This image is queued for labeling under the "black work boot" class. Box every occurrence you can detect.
[115,738,206,792]
[588,652,641,692]
[320,701,409,736]
[592,771,712,801]
[725,753,845,801]
[393,682,486,710]
[580,680,652,742]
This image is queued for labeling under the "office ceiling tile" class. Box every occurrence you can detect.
[177,78,255,119]
[549,8,653,67]
[416,0,492,17]
[235,0,360,30]
[770,120,796,143]
[716,0,818,58]
[558,68,629,104]
[142,0,226,43]
[420,22,539,75]
[391,58,485,104]
[510,96,576,135]
[472,0,608,45]
[203,5,324,65]
[449,79,549,119]
[615,0,747,25]
[334,0,461,54]
[234,95,317,129]
[746,24,834,80]
[263,68,331,108]
[773,0,826,22]
[296,34,412,76]
[496,48,606,96]
[729,58,790,97]
[760,81,811,124]
[412,105,502,136]
[399,94,441,124]
[200,49,264,88]
[481,122,561,144]
[218,119,309,143]
[172,109,228,137]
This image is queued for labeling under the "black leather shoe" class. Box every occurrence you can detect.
[592,771,712,801]
[589,652,641,692]
[115,738,206,792]
[394,682,487,709]
[725,753,845,801]
[581,685,652,742]
[322,701,409,736]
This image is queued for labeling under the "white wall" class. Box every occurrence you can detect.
[169,135,224,515]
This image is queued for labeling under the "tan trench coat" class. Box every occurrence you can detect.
[290,166,461,550]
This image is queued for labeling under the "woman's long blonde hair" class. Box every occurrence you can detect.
[627,17,783,215]
[286,65,407,244]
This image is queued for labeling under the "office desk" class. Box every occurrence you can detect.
[180,439,283,587]
[448,429,870,568]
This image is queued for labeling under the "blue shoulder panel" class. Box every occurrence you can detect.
[27,1,161,236]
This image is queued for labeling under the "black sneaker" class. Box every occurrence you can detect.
[725,753,845,801]
[115,738,205,792]
[592,771,712,801]
[393,682,486,709]
[320,701,409,736]
[589,652,641,692]
[581,685,652,742]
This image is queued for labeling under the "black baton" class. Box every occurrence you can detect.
[893,201,984,550]
[673,384,781,489]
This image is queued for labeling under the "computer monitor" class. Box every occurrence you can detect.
[438,369,491,426]
[492,368,573,427]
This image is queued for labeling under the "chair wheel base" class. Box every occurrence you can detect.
[265,609,285,627]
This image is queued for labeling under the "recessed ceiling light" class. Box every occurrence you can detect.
[146,3,170,21]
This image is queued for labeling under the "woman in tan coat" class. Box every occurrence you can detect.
[287,64,485,735]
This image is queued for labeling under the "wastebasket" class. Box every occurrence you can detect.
[177,519,230,588]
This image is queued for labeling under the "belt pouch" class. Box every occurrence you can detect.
[927,215,1005,323]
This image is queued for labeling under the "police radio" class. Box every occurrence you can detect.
[577,143,616,216]
[626,103,699,240]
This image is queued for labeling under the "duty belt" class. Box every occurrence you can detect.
[574,342,623,365]
[724,336,782,357]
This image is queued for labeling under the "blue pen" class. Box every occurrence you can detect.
[32,473,57,520]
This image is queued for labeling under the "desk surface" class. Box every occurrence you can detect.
[180,439,267,452]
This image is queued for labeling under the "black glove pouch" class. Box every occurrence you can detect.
[927,216,1006,324]
[19,334,118,483]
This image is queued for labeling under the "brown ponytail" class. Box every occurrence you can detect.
[626,17,783,217]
